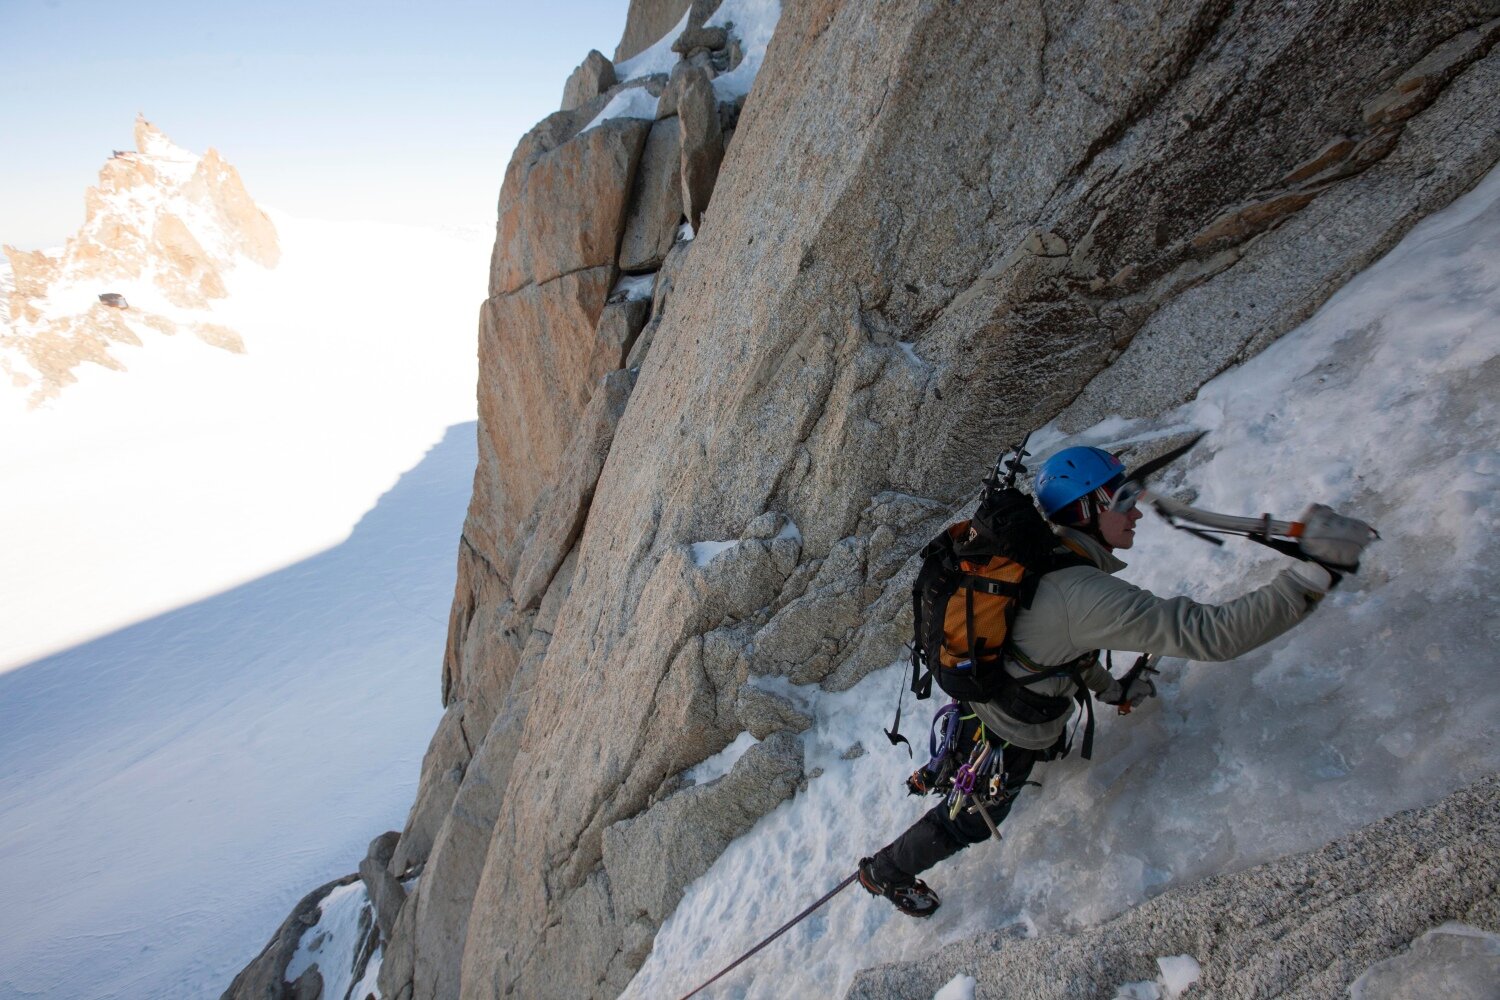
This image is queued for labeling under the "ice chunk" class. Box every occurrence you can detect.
[612,272,657,301]
[1350,922,1500,999]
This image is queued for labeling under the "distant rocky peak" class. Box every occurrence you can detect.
[2,115,278,407]
[134,113,189,161]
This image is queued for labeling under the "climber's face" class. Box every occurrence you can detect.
[1098,505,1143,550]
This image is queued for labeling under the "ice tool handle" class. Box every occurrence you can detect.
[1147,493,1379,571]
[985,431,1032,496]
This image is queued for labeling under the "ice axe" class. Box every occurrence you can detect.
[1110,432,1379,571]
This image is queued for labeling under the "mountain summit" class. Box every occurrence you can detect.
[2,115,279,405]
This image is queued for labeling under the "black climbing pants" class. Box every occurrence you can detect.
[870,739,1051,884]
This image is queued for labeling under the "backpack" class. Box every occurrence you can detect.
[903,485,1101,758]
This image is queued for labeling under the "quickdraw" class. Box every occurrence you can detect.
[947,739,1005,820]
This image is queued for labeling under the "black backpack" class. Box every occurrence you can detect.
[899,483,1101,759]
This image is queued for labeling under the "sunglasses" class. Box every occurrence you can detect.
[1105,479,1145,514]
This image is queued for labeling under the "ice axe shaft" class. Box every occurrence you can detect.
[1146,491,1303,538]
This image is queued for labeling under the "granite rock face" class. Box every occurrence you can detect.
[676,66,724,230]
[240,2,1500,998]
[618,118,685,271]
[603,730,804,929]
[561,50,618,112]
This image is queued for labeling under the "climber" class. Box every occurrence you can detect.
[857,445,1373,917]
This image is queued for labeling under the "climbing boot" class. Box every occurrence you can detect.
[857,856,941,918]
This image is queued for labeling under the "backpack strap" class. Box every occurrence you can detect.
[1005,643,1101,759]
[959,574,1022,598]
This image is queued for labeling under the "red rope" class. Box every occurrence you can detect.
[676,871,860,999]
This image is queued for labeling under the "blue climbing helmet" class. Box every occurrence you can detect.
[1034,446,1127,520]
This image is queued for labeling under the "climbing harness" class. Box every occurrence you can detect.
[902,705,1039,844]
[675,870,859,999]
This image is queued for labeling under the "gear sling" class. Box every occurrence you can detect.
[901,486,1101,759]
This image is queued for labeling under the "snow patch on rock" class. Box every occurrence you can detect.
[615,9,692,81]
[707,0,782,101]
[582,85,661,134]
[685,731,760,785]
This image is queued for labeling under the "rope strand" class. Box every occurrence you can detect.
[676,871,859,999]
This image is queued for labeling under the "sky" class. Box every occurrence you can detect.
[0,0,632,250]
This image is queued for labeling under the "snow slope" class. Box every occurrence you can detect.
[0,213,488,998]
[624,165,1500,998]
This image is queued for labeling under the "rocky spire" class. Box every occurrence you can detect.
[2,116,279,406]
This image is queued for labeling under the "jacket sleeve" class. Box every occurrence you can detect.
[1054,566,1323,662]
[1078,656,1117,695]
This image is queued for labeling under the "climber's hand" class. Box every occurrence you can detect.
[1296,504,1377,573]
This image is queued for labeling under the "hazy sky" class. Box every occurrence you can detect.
[0,0,632,249]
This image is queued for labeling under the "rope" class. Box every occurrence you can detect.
[676,871,860,1000]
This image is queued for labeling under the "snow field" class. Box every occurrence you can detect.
[0,210,489,999]
[625,164,1500,997]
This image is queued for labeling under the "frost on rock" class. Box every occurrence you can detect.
[1111,955,1201,1000]
[611,0,781,101]
[285,881,380,1000]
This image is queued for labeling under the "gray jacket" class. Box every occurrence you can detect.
[971,526,1325,750]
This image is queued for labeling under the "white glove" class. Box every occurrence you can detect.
[1121,671,1157,705]
[1289,559,1335,595]
[1100,670,1157,710]
[1297,504,1377,571]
